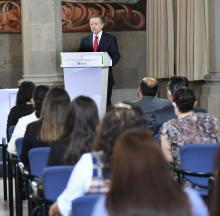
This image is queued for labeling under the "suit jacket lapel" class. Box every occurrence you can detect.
[88,34,93,52]
[97,33,105,52]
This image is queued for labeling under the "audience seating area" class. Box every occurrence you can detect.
[1,82,220,216]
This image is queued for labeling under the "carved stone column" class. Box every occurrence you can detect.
[20,0,63,86]
[201,0,220,126]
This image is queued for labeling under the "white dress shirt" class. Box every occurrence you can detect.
[57,153,93,216]
[93,30,103,45]
[7,112,38,154]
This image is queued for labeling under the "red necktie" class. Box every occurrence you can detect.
[93,36,99,52]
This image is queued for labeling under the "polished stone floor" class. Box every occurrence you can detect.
[0,178,28,216]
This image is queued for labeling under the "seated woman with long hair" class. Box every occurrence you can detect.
[160,87,219,167]
[47,96,99,166]
[7,81,35,141]
[20,87,70,167]
[92,131,208,216]
[49,105,148,216]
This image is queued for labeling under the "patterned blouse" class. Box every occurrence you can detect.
[161,112,219,168]
[87,151,111,194]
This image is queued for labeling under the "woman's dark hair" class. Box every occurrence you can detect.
[107,131,191,216]
[32,85,49,118]
[16,81,35,105]
[173,87,196,113]
[62,96,99,164]
[40,87,70,143]
[167,76,189,96]
[95,106,148,170]
[211,147,220,216]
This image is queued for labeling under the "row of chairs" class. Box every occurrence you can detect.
[2,126,219,215]
[2,128,100,216]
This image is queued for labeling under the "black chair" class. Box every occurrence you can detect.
[1,125,15,204]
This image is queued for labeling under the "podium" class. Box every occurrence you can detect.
[61,52,112,118]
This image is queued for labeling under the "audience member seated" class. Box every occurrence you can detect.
[92,131,208,216]
[20,87,70,167]
[47,96,99,166]
[132,77,170,118]
[149,76,206,134]
[7,81,35,141]
[210,147,220,216]
[49,104,148,216]
[160,87,219,168]
[7,85,49,154]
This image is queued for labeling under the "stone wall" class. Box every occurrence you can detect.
[0,34,22,88]
[0,31,146,93]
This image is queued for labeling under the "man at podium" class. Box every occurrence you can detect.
[80,14,120,106]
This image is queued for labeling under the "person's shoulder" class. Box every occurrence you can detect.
[195,112,215,119]
[195,112,218,123]
[102,32,116,39]
[18,112,36,122]
[156,97,170,104]
[51,138,69,148]
[8,105,20,116]
[152,103,173,116]
[194,106,207,113]
[26,119,41,130]
[9,105,17,112]
[77,152,93,165]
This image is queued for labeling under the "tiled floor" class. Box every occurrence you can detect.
[0,178,11,215]
[0,178,28,216]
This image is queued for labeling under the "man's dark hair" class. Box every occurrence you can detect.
[167,76,189,96]
[32,85,49,118]
[140,80,158,97]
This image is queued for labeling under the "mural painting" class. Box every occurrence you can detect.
[0,0,145,33]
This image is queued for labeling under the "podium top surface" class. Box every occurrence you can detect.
[61,52,112,68]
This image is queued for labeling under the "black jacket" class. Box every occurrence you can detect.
[79,32,120,86]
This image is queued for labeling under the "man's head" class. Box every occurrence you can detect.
[16,81,35,106]
[90,14,104,35]
[137,77,159,98]
[166,76,189,101]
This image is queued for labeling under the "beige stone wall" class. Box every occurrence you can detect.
[0,34,22,88]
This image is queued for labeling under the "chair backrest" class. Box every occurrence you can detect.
[28,147,50,177]
[180,144,218,192]
[7,125,15,142]
[72,194,101,216]
[15,138,23,158]
[43,165,74,201]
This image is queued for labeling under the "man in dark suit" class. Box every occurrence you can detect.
[149,76,206,134]
[132,77,170,120]
[79,14,120,106]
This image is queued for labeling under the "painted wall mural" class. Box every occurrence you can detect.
[0,0,146,33]
[0,0,21,32]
